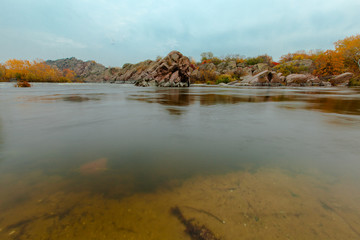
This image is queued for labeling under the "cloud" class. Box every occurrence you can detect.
[35,34,87,49]
[0,0,360,65]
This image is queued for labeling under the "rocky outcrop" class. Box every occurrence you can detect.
[45,55,354,88]
[285,74,333,87]
[135,51,192,87]
[252,63,271,75]
[330,72,354,86]
[46,57,116,82]
[285,74,312,86]
[239,70,284,86]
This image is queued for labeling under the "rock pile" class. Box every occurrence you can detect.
[46,57,112,82]
[134,51,192,87]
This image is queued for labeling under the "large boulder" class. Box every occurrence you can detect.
[252,63,271,75]
[135,51,192,87]
[286,74,314,86]
[239,70,283,86]
[330,72,354,86]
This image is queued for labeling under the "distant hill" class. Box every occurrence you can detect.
[46,57,119,83]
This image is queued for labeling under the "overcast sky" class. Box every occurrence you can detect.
[1,0,359,66]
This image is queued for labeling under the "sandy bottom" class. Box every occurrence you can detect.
[1,168,360,240]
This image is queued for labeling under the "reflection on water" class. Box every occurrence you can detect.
[0,83,360,239]
[0,118,3,162]
[128,88,360,115]
[19,93,104,103]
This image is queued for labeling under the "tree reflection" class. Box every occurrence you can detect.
[0,118,3,162]
[128,88,360,116]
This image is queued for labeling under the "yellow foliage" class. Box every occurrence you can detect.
[313,50,345,77]
[2,59,75,82]
[335,34,360,73]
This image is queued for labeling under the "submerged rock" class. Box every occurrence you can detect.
[79,158,108,175]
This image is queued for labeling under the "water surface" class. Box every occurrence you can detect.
[0,83,360,239]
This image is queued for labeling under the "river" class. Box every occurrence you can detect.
[0,83,360,239]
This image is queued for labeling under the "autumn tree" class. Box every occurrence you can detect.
[2,59,75,82]
[335,34,360,73]
[62,68,76,81]
[200,52,214,61]
[0,64,6,81]
[313,50,345,77]
[279,50,323,63]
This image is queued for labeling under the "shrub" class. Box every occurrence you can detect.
[15,81,31,87]
[216,74,233,84]
[200,70,217,83]
[273,63,309,76]
[245,57,263,66]
[348,75,360,87]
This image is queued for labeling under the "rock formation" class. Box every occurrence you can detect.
[45,53,355,88]
[330,72,354,86]
[239,70,284,86]
[134,51,192,87]
[46,57,121,83]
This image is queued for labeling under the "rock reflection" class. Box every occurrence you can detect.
[62,95,101,102]
[128,88,195,115]
[129,88,360,116]
[20,94,103,103]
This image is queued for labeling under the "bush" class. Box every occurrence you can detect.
[349,76,360,87]
[200,70,217,83]
[245,57,263,66]
[216,74,233,84]
[15,81,31,87]
[273,63,309,76]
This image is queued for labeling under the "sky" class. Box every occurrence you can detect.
[0,0,359,67]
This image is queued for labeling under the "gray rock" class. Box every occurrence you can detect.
[240,70,280,86]
[286,74,314,86]
[320,81,332,87]
[330,72,354,86]
[134,51,192,87]
[46,57,111,83]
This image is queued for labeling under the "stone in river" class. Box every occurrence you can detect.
[79,158,108,175]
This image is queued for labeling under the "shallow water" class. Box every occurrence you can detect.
[0,83,360,239]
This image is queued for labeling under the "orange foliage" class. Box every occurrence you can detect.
[335,34,360,73]
[313,50,345,77]
[2,59,76,82]
[279,50,321,63]
[15,81,31,87]
[0,63,6,81]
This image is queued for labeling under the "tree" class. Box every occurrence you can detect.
[335,34,360,73]
[2,59,75,82]
[200,52,214,61]
[313,50,345,77]
[0,64,6,81]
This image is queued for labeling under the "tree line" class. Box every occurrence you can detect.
[0,59,76,83]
